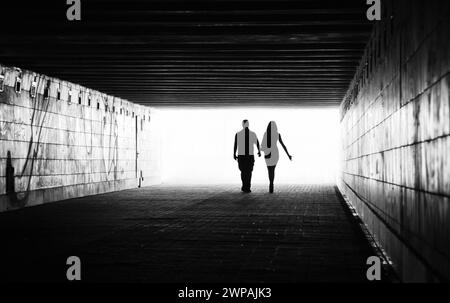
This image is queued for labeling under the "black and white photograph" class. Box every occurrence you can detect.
[0,0,449,296]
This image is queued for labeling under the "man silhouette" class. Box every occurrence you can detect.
[234,120,261,193]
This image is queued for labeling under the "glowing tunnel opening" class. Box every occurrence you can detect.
[158,107,340,185]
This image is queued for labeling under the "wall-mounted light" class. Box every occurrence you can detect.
[0,73,5,92]
[103,95,108,112]
[15,74,22,93]
[30,75,38,98]
[43,79,51,100]
[68,89,72,103]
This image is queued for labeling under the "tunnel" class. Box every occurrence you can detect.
[0,0,449,284]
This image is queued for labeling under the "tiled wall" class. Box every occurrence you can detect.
[339,0,450,282]
[0,64,162,212]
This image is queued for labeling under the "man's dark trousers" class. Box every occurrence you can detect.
[238,155,255,192]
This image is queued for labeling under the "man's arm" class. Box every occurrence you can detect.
[256,138,261,157]
[233,134,238,160]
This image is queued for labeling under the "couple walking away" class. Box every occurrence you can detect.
[233,120,292,193]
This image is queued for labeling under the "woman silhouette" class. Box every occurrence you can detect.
[261,121,292,193]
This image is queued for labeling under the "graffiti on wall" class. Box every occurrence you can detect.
[6,75,50,208]
[2,72,126,210]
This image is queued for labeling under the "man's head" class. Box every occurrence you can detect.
[242,120,249,129]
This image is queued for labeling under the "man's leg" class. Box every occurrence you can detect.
[239,156,252,192]
[247,156,255,191]
[243,169,250,192]
[238,157,245,191]
[242,162,250,192]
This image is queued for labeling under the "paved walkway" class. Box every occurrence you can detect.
[0,184,377,282]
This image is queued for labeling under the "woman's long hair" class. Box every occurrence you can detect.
[262,121,278,153]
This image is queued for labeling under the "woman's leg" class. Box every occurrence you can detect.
[267,166,276,193]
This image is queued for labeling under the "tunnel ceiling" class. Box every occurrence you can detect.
[1,0,372,107]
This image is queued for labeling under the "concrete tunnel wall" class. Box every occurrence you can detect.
[0,64,162,212]
[339,0,450,282]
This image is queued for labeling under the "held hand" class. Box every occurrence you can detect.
[288,155,293,161]
[258,152,261,158]
[234,155,238,161]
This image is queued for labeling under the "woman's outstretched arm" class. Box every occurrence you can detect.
[279,134,292,160]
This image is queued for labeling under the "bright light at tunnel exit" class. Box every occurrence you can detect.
[158,107,340,185]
